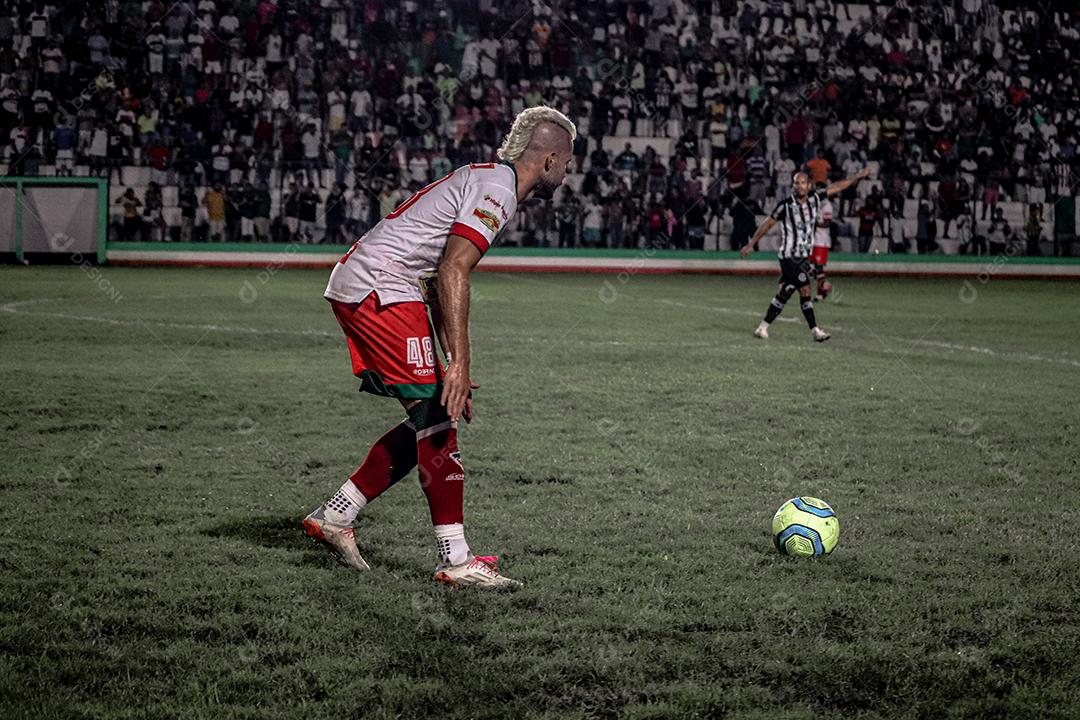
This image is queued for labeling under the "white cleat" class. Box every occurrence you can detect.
[302,505,370,570]
[811,327,831,343]
[433,555,522,590]
[754,322,770,339]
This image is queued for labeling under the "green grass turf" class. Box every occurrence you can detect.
[1,265,1079,720]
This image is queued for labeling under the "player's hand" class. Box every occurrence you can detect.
[462,380,480,424]
[740,244,753,258]
[441,364,475,422]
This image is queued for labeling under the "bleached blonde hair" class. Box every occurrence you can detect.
[496,106,577,162]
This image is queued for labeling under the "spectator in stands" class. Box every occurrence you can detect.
[805,150,831,188]
[606,197,627,249]
[938,176,958,239]
[987,208,1012,255]
[146,139,170,187]
[916,201,939,255]
[981,180,1000,220]
[53,118,75,176]
[282,185,300,243]
[556,188,581,248]
[346,185,371,238]
[238,183,258,242]
[614,143,638,177]
[179,185,197,243]
[1024,204,1044,256]
[254,185,272,243]
[857,197,884,253]
[581,197,602,247]
[203,184,227,243]
[686,202,708,251]
[144,183,165,242]
[746,148,769,206]
[298,184,319,242]
[955,214,974,256]
[106,124,127,183]
[731,200,758,252]
[85,123,107,177]
[301,123,322,188]
[324,184,348,244]
[889,205,909,254]
[115,188,143,242]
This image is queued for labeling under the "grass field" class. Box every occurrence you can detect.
[2,265,1079,720]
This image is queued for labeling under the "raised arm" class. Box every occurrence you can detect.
[435,234,483,421]
[825,166,873,197]
[739,216,778,257]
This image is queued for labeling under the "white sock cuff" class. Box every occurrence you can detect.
[338,480,367,508]
[434,523,465,540]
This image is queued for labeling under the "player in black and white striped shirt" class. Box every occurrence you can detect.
[740,167,872,341]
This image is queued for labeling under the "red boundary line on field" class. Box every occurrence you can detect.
[106,257,1080,280]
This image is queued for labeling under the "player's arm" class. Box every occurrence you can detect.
[740,216,778,257]
[436,234,483,422]
[825,166,873,197]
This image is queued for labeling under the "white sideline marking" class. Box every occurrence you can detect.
[4,299,1078,368]
[0,301,338,339]
[906,339,1080,369]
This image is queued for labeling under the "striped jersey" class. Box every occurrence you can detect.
[325,162,517,305]
[769,189,828,259]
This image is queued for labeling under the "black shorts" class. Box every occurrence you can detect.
[778,257,813,292]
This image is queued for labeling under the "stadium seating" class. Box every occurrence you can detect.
[2,1,1077,254]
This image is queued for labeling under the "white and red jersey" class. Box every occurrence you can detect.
[325,162,518,305]
[813,198,833,248]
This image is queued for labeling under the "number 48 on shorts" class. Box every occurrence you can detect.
[406,336,436,375]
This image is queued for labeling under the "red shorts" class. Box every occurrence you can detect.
[329,293,442,399]
[810,245,829,266]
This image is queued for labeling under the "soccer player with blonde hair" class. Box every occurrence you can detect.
[303,106,576,589]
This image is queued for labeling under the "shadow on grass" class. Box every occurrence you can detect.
[203,515,304,549]
[200,515,417,574]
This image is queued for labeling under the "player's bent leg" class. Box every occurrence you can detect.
[407,397,522,590]
[348,418,418,502]
[303,419,419,571]
[757,284,794,338]
[798,287,830,342]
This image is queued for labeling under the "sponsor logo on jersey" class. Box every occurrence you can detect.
[472,207,500,232]
[483,194,509,220]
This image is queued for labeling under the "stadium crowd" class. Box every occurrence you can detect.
[2,0,1079,253]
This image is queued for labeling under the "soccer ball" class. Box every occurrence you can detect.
[772,497,840,557]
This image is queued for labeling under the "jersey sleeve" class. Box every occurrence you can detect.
[769,201,786,221]
[815,188,829,203]
[449,181,516,255]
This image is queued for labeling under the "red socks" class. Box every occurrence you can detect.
[348,420,418,502]
[416,422,464,525]
[347,409,465,528]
